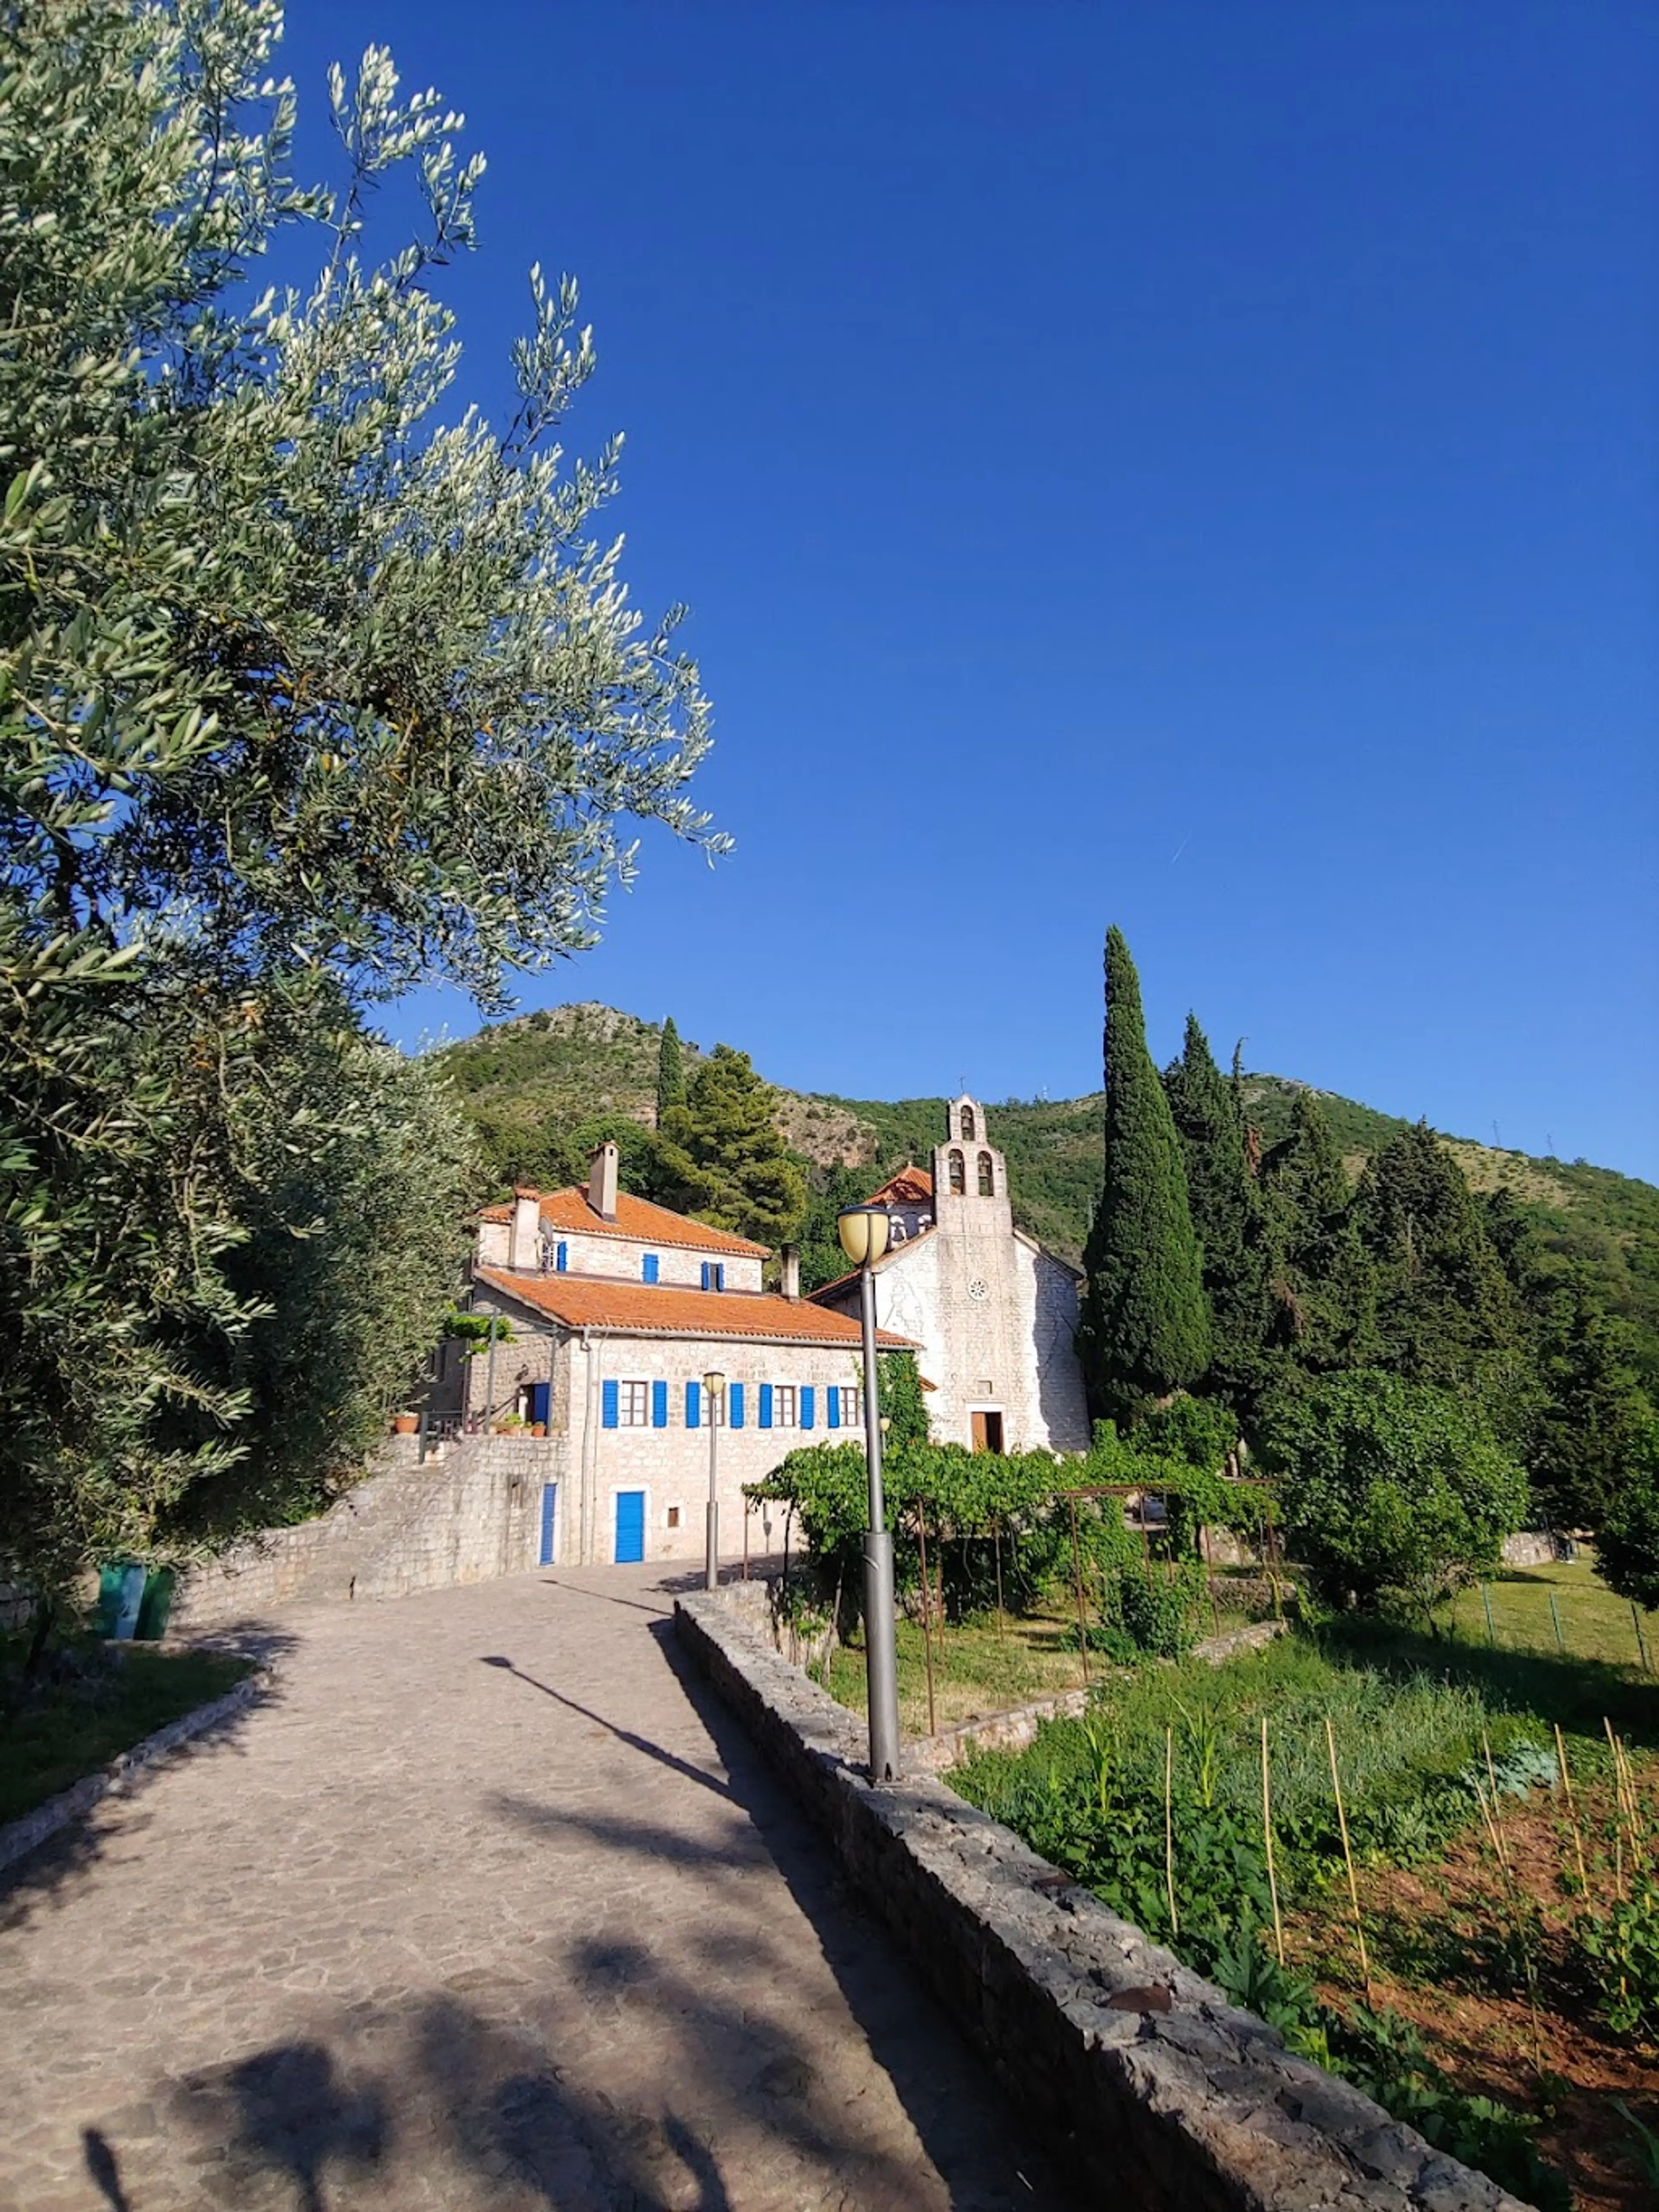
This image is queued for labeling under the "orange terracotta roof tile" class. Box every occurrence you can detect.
[866,1165,933,1206]
[477,1269,915,1348]
[530,1186,770,1257]
[477,1203,512,1223]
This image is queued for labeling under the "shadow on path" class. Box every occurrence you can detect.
[477,1654,736,1802]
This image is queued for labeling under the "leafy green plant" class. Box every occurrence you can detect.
[1570,1866,1659,2039]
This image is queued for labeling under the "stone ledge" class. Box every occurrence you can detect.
[0,1662,274,1876]
[674,1590,1529,2212]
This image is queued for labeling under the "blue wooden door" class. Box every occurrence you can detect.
[614,1490,645,1563]
[528,1381,551,1428]
[538,1483,558,1566]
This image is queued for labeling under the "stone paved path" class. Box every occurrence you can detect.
[0,1568,1080,2212]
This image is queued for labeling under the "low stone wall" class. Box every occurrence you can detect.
[1501,1531,1563,1569]
[171,1435,563,1628]
[674,1590,1523,2212]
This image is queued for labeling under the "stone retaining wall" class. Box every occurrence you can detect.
[674,1589,1524,2212]
[171,1435,563,1627]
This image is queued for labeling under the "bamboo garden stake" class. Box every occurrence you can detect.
[1261,1715,1285,1967]
[1325,1716,1371,2000]
[1555,1724,1589,1894]
[1164,1725,1179,1938]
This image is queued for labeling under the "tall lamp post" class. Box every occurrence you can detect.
[837,1205,901,1783]
[703,1370,725,1591]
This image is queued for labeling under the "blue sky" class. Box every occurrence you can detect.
[279,1,1658,1180]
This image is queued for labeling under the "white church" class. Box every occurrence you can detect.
[810,1096,1091,1455]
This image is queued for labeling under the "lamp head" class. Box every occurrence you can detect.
[703,1369,725,1399]
[836,1204,892,1268]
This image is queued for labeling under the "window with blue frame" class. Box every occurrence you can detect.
[699,1260,727,1291]
[642,1252,659,1284]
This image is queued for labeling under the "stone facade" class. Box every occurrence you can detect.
[466,1281,873,1569]
[816,1097,1091,1455]
[452,1147,906,1567]
[171,1434,557,1628]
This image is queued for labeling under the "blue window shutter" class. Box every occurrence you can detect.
[642,1253,659,1285]
[601,1380,618,1429]
[826,1387,840,1430]
[759,1383,773,1429]
[729,1381,745,1429]
[801,1385,816,1431]
[652,1379,668,1428]
[686,1379,701,1429]
[699,1260,711,1290]
[556,1242,568,1272]
[715,1263,726,1291]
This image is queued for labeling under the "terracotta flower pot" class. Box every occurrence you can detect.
[392,1413,419,1435]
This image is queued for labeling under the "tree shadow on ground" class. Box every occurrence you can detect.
[0,1622,299,1934]
[485,1616,1080,2211]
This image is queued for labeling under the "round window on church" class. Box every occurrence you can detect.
[967,1278,988,1302]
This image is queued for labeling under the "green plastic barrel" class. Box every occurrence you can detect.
[136,1567,176,1641]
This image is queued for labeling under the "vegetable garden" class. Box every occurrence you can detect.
[750,1381,1659,2210]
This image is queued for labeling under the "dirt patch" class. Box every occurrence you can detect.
[1289,1784,1659,2212]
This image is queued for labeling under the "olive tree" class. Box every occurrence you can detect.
[1,1,720,1603]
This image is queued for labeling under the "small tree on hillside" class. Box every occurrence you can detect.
[1258,1370,1528,1619]
[1079,928,1211,1419]
[656,1016,686,1121]
[797,1162,875,1292]
[1163,1014,1268,1405]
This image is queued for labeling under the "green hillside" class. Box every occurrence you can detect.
[432,1003,1659,1385]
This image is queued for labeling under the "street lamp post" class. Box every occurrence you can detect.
[837,1204,901,1783]
[703,1370,725,1591]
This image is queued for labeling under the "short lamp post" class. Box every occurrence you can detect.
[836,1204,902,1783]
[703,1370,725,1591]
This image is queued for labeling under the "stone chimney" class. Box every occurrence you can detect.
[588,1140,619,1222]
[780,1244,801,1300]
[510,1188,541,1270]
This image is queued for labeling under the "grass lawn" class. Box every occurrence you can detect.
[0,1646,254,1825]
[824,1601,1256,1737]
[1435,1552,1658,1673]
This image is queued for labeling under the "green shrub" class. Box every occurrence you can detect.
[1256,1371,1527,1616]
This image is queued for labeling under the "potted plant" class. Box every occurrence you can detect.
[392,1411,420,1436]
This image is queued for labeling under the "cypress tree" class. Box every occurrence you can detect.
[1529,1287,1654,1528]
[656,1015,686,1122]
[1079,928,1211,1418]
[1352,1120,1528,1408]
[1259,1092,1374,1378]
[1162,1013,1269,1404]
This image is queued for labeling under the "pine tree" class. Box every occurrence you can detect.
[1079,929,1211,1418]
[659,1044,807,1250]
[656,1016,686,1122]
[1162,1014,1268,1405]
[1353,1120,1528,1410]
[1259,1092,1374,1378]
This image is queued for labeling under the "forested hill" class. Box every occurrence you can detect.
[433,1002,1659,1384]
